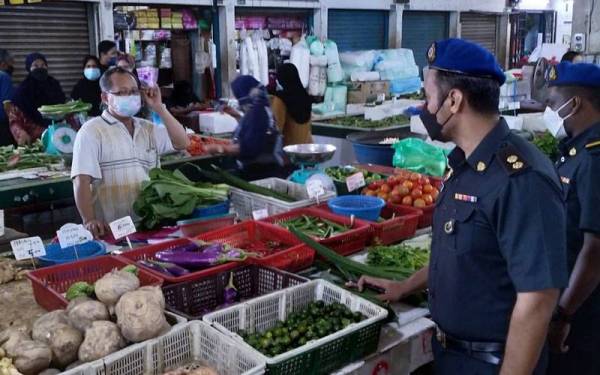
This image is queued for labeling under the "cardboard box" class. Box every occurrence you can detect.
[347,80,390,104]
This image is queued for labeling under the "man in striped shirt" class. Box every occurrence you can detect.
[71,67,189,238]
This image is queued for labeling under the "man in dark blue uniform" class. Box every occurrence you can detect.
[354,39,567,375]
[544,62,600,375]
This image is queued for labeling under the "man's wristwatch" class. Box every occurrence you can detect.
[552,306,573,323]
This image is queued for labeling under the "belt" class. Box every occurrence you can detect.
[436,327,504,366]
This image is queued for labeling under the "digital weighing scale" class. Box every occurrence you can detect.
[283,143,336,186]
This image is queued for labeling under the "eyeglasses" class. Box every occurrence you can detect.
[109,89,140,97]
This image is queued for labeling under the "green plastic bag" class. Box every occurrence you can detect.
[392,138,448,177]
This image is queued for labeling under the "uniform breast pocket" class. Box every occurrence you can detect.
[444,205,475,255]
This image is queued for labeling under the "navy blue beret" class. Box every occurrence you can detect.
[426,38,506,85]
[547,62,600,88]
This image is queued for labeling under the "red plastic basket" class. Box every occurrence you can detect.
[178,214,236,238]
[312,203,422,245]
[197,221,315,272]
[27,255,163,311]
[116,238,241,284]
[259,207,372,256]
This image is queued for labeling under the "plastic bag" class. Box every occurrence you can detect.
[324,40,343,83]
[309,39,324,56]
[389,76,422,95]
[339,50,378,80]
[290,37,310,88]
[392,138,448,177]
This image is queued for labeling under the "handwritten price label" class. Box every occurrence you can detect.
[109,216,137,240]
[252,208,269,220]
[346,172,366,192]
[11,236,46,261]
[57,223,93,249]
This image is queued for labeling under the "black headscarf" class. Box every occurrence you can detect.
[12,52,65,126]
[70,55,102,116]
[167,80,201,109]
[274,63,311,124]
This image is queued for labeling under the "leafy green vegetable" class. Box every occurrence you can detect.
[367,244,430,273]
[66,281,94,301]
[322,114,409,129]
[121,265,138,275]
[532,131,560,162]
[38,99,92,115]
[324,166,382,184]
[0,140,62,172]
[133,168,229,229]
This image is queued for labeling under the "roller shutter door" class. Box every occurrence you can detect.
[402,11,449,73]
[328,10,389,52]
[460,12,498,56]
[0,2,93,95]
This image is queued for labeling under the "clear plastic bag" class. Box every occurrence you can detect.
[392,138,448,177]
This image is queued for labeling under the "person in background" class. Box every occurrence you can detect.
[352,39,567,375]
[561,51,584,64]
[0,49,15,146]
[10,52,65,144]
[271,63,313,146]
[70,55,102,117]
[204,75,286,180]
[116,54,136,73]
[166,80,208,116]
[98,40,118,74]
[544,62,600,375]
[71,67,189,238]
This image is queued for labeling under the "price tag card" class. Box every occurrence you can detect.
[11,236,46,261]
[252,208,269,220]
[346,172,366,192]
[57,223,93,249]
[0,209,4,237]
[306,180,325,199]
[109,216,137,240]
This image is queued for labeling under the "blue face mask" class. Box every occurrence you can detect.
[108,56,117,66]
[84,67,101,81]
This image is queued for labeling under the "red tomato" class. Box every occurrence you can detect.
[422,194,434,205]
[378,192,389,201]
[413,198,426,208]
[365,190,377,197]
[411,188,423,199]
[402,180,414,190]
[410,173,421,181]
[368,182,379,190]
[397,186,410,196]
[431,188,440,200]
[387,176,397,186]
[391,195,403,204]
[380,184,391,194]
[401,196,413,206]
[422,184,434,194]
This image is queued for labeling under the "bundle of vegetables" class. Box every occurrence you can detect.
[366,244,430,273]
[324,166,382,184]
[276,215,349,239]
[532,131,560,162]
[186,135,230,156]
[240,301,365,357]
[0,141,62,172]
[0,266,171,374]
[141,241,249,276]
[133,168,229,229]
[192,164,296,202]
[162,364,219,375]
[321,114,409,129]
[290,227,413,280]
[38,100,92,116]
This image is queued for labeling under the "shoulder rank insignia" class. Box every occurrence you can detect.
[585,140,600,152]
[497,144,529,175]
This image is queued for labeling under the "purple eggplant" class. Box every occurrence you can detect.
[138,259,170,275]
[155,242,248,269]
[223,272,238,305]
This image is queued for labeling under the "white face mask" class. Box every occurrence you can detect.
[543,97,575,139]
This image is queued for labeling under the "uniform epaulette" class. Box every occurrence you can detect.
[585,139,600,153]
[496,143,530,176]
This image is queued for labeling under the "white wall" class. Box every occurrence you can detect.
[554,0,573,45]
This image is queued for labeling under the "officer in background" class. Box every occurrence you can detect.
[544,62,600,375]
[353,39,567,374]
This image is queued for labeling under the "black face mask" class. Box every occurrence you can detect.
[4,66,14,76]
[419,97,454,142]
[30,68,48,81]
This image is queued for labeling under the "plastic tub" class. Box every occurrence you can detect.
[39,241,106,266]
[327,196,386,221]
[351,143,395,166]
[192,200,230,218]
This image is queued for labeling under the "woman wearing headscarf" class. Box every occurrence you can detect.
[70,55,102,117]
[10,52,66,144]
[205,75,286,180]
[271,63,313,146]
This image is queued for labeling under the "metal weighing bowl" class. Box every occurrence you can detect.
[283,143,337,165]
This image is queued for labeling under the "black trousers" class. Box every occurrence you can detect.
[547,314,600,375]
[432,336,548,375]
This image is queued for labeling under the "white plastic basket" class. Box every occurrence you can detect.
[203,280,388,373]
[229,178,336,219]
[61,360,105,375]
[102,321,265,375]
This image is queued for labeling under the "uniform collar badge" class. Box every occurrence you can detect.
[569,147,577,157]
[476,161,486,172]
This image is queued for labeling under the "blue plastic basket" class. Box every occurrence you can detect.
[192,200,230,218]
[39,241,106,266]
[351,143,395,167]
[327,196,386,221]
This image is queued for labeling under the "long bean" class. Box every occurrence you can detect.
[278,215,349,239]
